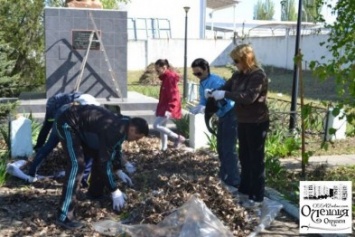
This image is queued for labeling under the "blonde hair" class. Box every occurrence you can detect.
[229,44,259,71]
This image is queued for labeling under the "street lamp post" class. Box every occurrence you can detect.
[183,6,190,100]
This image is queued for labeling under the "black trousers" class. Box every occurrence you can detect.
[237,121,269,202]
[57,123,86,222]
[56,122,115,222]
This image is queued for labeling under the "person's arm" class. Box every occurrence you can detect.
[166,73,180,113]
[225,72,266,104]
[218,76,233,91]
[97,144,130,211]
[99,146,118,193]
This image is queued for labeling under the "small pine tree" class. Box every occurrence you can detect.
[0,0,45,96]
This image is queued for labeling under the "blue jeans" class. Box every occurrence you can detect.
[34,97,56,151]
[217,109,240,187]
[29,127,59,176]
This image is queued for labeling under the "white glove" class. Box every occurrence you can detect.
[116,170,133,186]
[189,105,205,114]
[165,111,172,119]
[204,89,213,99]
[27,175,38,183]
[212,90,226,100]
[125,162,136,174]
[112,189,127,211]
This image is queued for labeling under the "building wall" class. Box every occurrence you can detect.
[127,34,331,71]
[123,0,202,39]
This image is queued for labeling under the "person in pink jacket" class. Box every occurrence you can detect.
[153,59,185,150]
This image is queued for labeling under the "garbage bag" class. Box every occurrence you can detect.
[6,160,32,182]
[92,194,234,237]
[247,197,283,237]
[5,159,55,182]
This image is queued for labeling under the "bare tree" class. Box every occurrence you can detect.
[254,0,275,20]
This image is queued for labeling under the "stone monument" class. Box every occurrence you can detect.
[44,3,127,99]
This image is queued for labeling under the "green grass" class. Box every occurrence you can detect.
[127,66,339,104]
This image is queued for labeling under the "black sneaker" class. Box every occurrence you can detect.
[56,218,84,230]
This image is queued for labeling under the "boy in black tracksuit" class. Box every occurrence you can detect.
[54,104,149,229]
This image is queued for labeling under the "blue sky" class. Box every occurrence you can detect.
[207,0,337,23]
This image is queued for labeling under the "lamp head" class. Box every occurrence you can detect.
[183,6,190,13]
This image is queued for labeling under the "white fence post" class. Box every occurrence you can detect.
[325,108,347,141]
[189,113,211,149]
[187,81,199,102]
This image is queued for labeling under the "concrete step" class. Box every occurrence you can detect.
[23,110,161,127]
[16,91,175,127]
[18,91,159,113]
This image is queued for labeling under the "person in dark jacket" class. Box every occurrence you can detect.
[27,93,100,185]
[190,58,239,188]
[54,104,149,230]
[207,44,269,208]
[153,59,185,150]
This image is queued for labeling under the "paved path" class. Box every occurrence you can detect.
[280,154,355,170]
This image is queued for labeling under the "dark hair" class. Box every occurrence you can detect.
[155,59,170,68]
[130,117,149,136]
[191,58,210,75]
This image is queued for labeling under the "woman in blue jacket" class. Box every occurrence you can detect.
[190,58,240,188]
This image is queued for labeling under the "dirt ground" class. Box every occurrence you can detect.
[0,136,308,237]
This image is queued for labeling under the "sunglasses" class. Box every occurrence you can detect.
[233,59,240,64]
[193,72,203,77]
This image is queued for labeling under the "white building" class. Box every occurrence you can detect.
[121,0,336,40]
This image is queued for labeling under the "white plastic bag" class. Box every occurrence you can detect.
[6,160,59,182]
[92,194,234,237]
[11,116,33,158]
[6,160,32,182]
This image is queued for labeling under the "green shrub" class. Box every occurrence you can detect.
[0,152,9,186]
[173,114,189,138]
[205,132,217,152]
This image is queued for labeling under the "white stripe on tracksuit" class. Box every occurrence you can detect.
[59,123,78,222]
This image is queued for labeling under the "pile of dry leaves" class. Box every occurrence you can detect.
[0,137,259,236]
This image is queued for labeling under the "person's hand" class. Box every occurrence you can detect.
[189,105,205,114]
[165,111,172,119]
[116,170,133,186]
[125,162,136,174]
[212,90,226,100]
[204,89,213,99]
[111,189,127,211]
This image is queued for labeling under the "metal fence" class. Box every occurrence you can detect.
[268,97,328,138]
